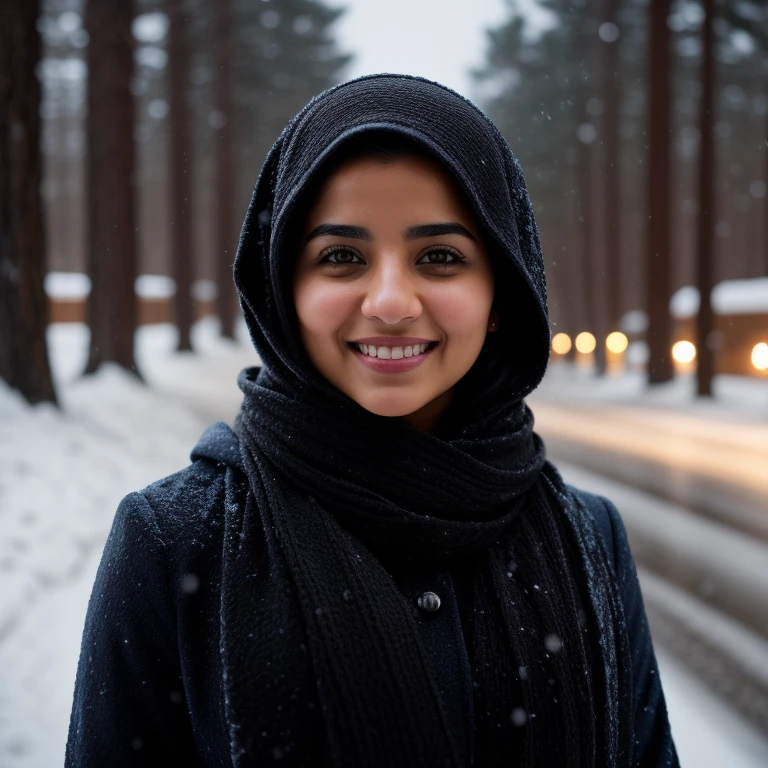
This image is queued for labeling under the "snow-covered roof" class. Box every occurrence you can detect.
[134,274,176,299]
[44,271,91,300]
[670,278,768,318]
[45,272,217,301]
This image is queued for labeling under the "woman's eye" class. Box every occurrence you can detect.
[417,249,464,266]
[320,248,364,266]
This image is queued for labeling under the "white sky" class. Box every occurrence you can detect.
[333,0,555,101]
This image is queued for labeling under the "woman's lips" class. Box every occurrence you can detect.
[348,341,437,373]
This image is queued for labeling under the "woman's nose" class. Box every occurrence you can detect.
[360,260,422,325]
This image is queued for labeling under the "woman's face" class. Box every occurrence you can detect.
[293,152,496,432]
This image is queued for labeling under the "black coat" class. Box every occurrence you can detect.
[66,422,677,767]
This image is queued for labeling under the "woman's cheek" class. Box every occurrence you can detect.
[296,279,360,340]
[427,280,492,340]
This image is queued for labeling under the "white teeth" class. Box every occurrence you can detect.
[355,342,433,358]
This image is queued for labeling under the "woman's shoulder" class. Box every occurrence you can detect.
[565,483,627,576]
[129,422,247,549]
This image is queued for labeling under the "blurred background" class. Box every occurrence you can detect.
[1,0,767,765]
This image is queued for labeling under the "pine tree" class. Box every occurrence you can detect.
[229,0,353,206]
[472,2,607,357]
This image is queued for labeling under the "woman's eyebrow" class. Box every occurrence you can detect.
[404,222,476,242]
[304,224,372,243]
[304,221,476,244]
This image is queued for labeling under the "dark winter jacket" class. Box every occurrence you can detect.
[65,420,676,767]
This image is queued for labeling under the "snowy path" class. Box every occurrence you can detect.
[1,322,766,765]
[531,365,768,497]
[657,649,768,767]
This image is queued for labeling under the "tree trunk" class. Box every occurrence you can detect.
[83,0,140,376]
[696,0,716,397]
[646,0,675,384]
[580,111,608,374]
[764,96,768,275]
[577,15,608,376]
[214,0,237,339]
[168,0,194,352]
[601,0,622,337]
[579,133,603,369]
[0,0,57,405]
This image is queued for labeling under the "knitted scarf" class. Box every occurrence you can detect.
[226,74,633,767]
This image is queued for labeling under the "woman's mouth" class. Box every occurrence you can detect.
[347,340,438,372]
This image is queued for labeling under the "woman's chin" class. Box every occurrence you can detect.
[351,392,432,420]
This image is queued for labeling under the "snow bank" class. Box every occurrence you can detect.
[0,318,256,766]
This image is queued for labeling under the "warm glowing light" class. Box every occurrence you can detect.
[605,332,629,354]
[752,342,768,371]
[552,333,572,355]
[672,340,696,364]
[575,332,597,354]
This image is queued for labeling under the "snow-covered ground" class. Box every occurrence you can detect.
[1,321,767,766]
[536,359,768,422]
[532,361,768,497]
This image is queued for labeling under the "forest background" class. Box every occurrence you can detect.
[1,0,767,402]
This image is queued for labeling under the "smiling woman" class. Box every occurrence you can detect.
[292,138,498,431]
[66,75,678,768]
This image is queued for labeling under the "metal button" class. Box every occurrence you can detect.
[417,591,441,613]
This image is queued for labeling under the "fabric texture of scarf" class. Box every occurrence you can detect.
[227,73,633,767]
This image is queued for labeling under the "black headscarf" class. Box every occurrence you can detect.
[228,74,632,767]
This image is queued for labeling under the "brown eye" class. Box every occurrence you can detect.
[320,247,364,266]
[417,249,465,266]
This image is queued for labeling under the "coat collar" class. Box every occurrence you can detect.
[190,422,245,473]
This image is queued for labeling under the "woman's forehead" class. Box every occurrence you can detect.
[302,154,480,228]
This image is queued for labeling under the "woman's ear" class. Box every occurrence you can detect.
[487,307,500,333]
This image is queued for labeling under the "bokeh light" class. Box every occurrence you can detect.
[752,342,768,371]
[575,332,596,354]
[552,333,572,355]
[672,340,696,364]
[605,331,629,354]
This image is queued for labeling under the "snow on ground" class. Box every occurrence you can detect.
[532,362,768,498]
[1,321,767,766]
[537,359,768,422]
[657,649,768,767]
[0,319,256,767]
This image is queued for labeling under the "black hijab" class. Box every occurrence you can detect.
[229,74,632,767]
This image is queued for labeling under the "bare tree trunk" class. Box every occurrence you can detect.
[168,0,194,351]
[0,0,57,405]
[601,0,622,336]
[696,0,716,397]
[764,98,768,275]
[83,0,140,376]
[646,0,675,384]
[214,0,237,339]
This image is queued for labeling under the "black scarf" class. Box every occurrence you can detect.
[227,74,633,766]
